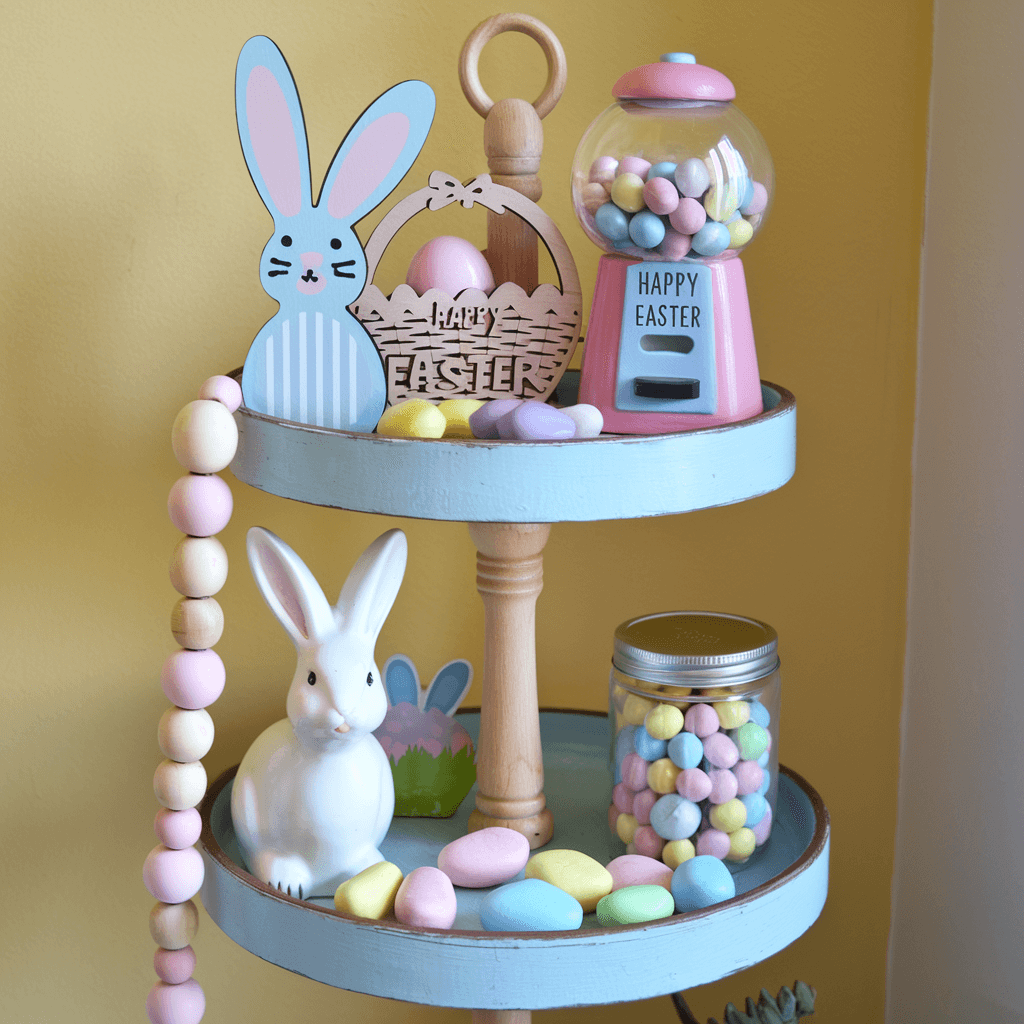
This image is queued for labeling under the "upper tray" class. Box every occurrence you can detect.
[228,378,796,523]
[199,710,828,1010]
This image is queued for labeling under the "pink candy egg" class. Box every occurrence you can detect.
[707,768,739,804]
[161,649,226,709]
[696,829,732,860]
[153,945,197,985]
[733,760,764,796]
[154,808,202,850]
[633,825,665,860]
[752,802,773,845]
[670,197,707,236]
[143,845,205,904]
[740,181,768,216]
[613,782,634,813]
[702,732,740,769]
[676,767,712,803]
[395,866,457,929]
[198,375,242,413]
[146,979,205,1024]
[617,155,652,179]
[632,788,659,826]
[607,854,673,892]
[620,752,650,792]
[684,703,719,738]
[167,474,233,538]
[643,176,679,216]
[437,826,530,888]
[406,236,495,297]
[659,230,692,261]
[589,156,619,186]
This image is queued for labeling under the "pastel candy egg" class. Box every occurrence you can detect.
[581,181,610,215]
[644,703,684,741]
[406,236,495,296]
[594,202,631,243]
[726,827,757,863]
[667,731,703,770]
[437,399,485,439]
[752,802,773,845]
[696,829,731,859]
[438,827,530,888]
[757,768,771,797]
[589,155,619,186]
[172,400,238,474]
[662,839,696,870]
[727,218,754,248]
[480,878,583,931]
[143,845,205,904]
[628,210,666,249]
[610,173,646,213]
[708,768,739,804]
[709,798,747,834]
[633,725,667,761]
[153,945,197,985]
[740,792,768,827]
[676,767,712,802]
[669,197,707,236]
[703,182,741,222]
[617,155,652,179]
[146,979,205,1024]
[560,403,603,438]
[622,693,656,726]
[714,701,750,731]
[334,861,403,919]
[167,473,233,538]
[690,221,731,257]
[394,866,457,929]
[632,824,666,860]
[616,812,639,843]
[606,854,673,891]
[154,807,202,850]
[497,400,576,441]
[198,374,242,412]
[620,752,650,791]
[702,732,739,769]
[674,158,710,198]
[671,855,736,912]
[469,399,521,439]
[632,788,659,826]
[647,757,681,794]
[683,703,719,738]
[734,722,769,761]
[740,181,769,216]
[757,746,771,768]
[161,649,225,710]
[596,884,675,926]
[613,782,635,814]
[525,849,613,912]
[642,176,679,216]
[376,399,446,439]
[614,726,637,768]
[647,161,677,182]
[650,794,701,841]
[748,701,771,728]
[658,229,692,261]
[733,760,764,795]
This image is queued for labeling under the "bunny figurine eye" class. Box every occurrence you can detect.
[308,670,316,685]
[366,672,373,687]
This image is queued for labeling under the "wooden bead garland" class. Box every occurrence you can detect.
[148,375,239,1021]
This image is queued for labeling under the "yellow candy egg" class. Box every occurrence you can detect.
[333,862,404,919]
[727,218,754,248]
[622,693,656,726]
[526,849,614,913]
[616,812,639,844]
[376,399,445,439]
[644,703,684,741]
[709,798,748,834]
[662,839,696,870]
[610,172,646,213]
[647,757,682,794]
[704,182,740,222]
[726,827,757,862]
[614,711,627,731]
[714,700,751,731]
[436,398,484,438]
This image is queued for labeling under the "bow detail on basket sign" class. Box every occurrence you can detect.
[425,171,507,214]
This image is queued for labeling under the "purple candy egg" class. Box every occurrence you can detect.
[499,400,577,441]
[702,732,740,769]
[469,399,522,439]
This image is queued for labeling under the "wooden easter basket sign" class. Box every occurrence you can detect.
[350,169,582,406]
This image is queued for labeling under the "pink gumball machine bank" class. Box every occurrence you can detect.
[573,53,774,434]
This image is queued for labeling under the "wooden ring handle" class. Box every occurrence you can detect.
[459,13,567,120]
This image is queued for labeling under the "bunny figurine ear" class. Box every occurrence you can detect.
[336,529,408,641]
[247,527,338,647]
[318,80,435,224]
[236,36,312,218]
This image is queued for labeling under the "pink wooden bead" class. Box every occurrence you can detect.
[143,845,205,904]
[154,808,202,850]
[683,703,720,738]
[146,978,205,1024]
[632,788,658,826]
[153,945,196,984]
[167,474,233,537]
[620,752,649,792]
[161,649,225,709]
[633,824,665,859]
[198,375,242,413]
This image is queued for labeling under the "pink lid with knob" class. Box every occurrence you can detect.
[613,52,735,102]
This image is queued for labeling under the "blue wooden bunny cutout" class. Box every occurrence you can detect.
[236,37,435,430]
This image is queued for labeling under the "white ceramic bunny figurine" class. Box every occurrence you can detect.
[230,526,406,899]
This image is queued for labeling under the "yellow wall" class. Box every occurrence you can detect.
[0,1,930,1021]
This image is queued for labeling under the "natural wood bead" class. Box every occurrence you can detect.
[153,758,207,811]
[169,536,228,597]
[171,399,238,474]
[149,899,199,950]
[158,707,215,762]
[170,597,224,650]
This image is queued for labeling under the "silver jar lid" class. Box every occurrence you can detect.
[613,611,779,687]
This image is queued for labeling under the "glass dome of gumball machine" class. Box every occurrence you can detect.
[572,53,773,434]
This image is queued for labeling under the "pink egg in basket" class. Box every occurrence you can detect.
[406,235,496,296]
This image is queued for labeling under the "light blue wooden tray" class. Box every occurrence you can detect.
[227,380,796,523]
[199,710,828,1010]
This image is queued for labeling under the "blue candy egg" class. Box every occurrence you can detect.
[690,221,731,257]
[650,794,701,840]
[740,792,768,827]
[671,855,736,913]
[633,725,668,761]
[480,878,584,931]
[594,202,631,243]
[667,731,704,770]
[740,176,755,210]
[628,210,666,249]
[757,768,770,796]
[647,161,678,182]
[748,701,771,728]
[614,725,637,768]
[757,747,770,768]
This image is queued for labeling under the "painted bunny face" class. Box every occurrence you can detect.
[258,224,367,308]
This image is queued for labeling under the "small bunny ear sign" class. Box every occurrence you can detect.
[247,527,337,647]
[423,660,473,717]
[319,80,435,223]
[236,36,312,218]
[382,654,421,708]
[336,529,408,641]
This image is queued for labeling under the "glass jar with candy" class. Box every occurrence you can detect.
[608,611,780,871]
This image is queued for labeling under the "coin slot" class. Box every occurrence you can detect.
[639,334,695,354]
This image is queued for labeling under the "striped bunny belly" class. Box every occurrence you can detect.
[242,313,386,432]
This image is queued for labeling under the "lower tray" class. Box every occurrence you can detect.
[199,711,828,1010]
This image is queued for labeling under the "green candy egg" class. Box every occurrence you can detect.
[596,884,676,926]
[735,721,769,761]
